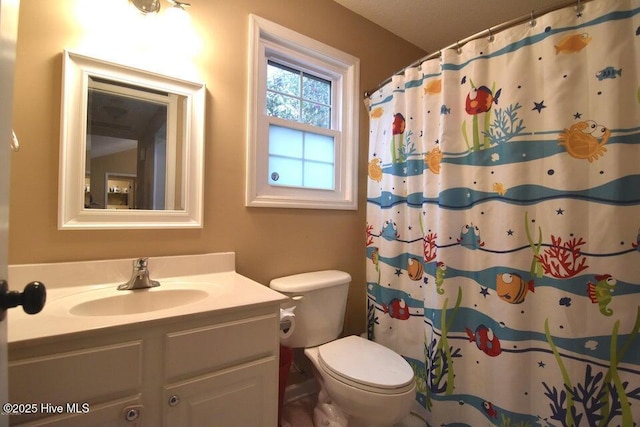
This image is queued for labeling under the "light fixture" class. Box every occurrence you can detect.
[167,0,191,11]
[129,0,191,15]
[129,0,160,14]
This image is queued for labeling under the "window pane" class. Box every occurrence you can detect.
[304,162,334,190]
[304,132,334,162]
[302,101,330,128]
[303,75,330,105]
[267,62,300,96]
[266,91,300,122]
[269,157,302,187]
[269,125,303,158]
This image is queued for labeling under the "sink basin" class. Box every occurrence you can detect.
[69,288,209,316]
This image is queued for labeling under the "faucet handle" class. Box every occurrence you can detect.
[133,257,149,269]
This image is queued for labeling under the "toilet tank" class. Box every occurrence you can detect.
[270,270,351,348]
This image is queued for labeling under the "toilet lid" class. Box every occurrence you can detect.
[318,336,414,391]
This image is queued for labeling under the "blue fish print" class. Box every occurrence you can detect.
[440,105,451,115]
[559,297,572,307]
[595,66,622,81]
[457,223,484,249]
[380,220,399,241]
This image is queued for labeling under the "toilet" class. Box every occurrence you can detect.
[270,270,415,427]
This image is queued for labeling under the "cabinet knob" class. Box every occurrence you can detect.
[0,280,46,321]
[122,405,143,422]
[168,395,180,407]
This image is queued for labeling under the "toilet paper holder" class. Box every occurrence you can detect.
[279,306,296,340]
[280,317,293,332]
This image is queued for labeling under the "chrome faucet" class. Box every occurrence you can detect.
[118,258,160,290]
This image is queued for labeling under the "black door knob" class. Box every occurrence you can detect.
[0,280,46,320]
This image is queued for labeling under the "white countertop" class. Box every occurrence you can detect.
[7,253,287,344]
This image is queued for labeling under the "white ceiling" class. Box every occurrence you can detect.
[333,0,567,53]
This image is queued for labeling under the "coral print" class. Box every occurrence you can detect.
[366,1,639,425]
[536,235,588,278]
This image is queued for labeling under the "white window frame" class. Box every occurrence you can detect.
[246,14,359,210]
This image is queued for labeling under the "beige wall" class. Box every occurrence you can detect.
[9,0,424,336]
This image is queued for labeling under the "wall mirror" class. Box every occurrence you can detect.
[59,51,205,229]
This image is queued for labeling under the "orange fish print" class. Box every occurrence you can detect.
[370,107,384,119]
[407,258,424,281]
[368,158,383,182]
[496,273,535,304]
[424,79,442,95]
[554,33,591,54]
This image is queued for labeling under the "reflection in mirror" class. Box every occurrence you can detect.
[59,51,205,229]
[86,77,183,211]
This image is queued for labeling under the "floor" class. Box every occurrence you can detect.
[280,395,426,427]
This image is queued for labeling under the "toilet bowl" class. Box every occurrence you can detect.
[305,335,416,427]
[270,271,416,427]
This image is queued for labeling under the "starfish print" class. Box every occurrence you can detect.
[532,100,546,113]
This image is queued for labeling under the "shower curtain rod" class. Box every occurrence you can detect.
[363,0,592,98]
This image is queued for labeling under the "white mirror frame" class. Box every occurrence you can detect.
[58,51,206,229]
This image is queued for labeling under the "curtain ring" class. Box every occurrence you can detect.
[529,10,536,27]
[576,0,583,17]
[456,41,462,54]
[487,28,494,43]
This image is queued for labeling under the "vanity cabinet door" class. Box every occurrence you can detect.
[10,396,143,427]
[162,357,278,427]
[8,341,143,426]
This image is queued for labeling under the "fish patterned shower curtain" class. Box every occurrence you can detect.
[365,0,640,425]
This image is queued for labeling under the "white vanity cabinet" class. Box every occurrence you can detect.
[8,305,281,427]
[161,311,279,427]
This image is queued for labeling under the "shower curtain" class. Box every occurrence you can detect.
[365,1,640,425]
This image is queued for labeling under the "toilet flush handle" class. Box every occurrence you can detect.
[290,295,304,301]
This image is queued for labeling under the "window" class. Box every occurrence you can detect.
[246,15,359,209]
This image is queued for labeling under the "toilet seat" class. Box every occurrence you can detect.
[317,335,415,394]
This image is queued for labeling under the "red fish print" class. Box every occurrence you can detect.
[392,113,406,135]
[466,325,502,356]
[382,298,410,320]
[483,401,497,418]
[465,86,502,115]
